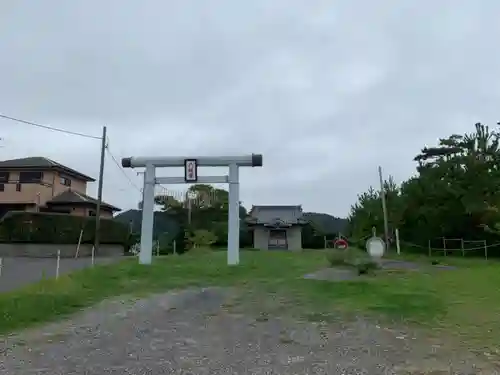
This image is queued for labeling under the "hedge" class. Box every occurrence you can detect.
[0,211,129,245]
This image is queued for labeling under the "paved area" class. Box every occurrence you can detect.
[305,259,457,282]
[0,256,122,293]
[380,259,457,270]
[0,287,495,374]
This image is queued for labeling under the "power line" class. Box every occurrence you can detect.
[105,144,141,192]
[0,113,102,140]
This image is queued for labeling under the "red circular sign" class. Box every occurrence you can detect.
[334,238,348,249]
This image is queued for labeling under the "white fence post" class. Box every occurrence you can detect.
[395,228,401,255]
[56,250,61,279]
[91,246,95,266]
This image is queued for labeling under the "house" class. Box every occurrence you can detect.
[246,205,307,251]
[0,157,120,218]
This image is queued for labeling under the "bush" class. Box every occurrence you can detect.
[188,229,218,248]
[355,259,380,275]
[326,249,348,267]
[0,211,128,245]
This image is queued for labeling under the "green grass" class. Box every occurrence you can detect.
[1,250,500,352]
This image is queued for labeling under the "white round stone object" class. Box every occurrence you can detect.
[366,237,385,258]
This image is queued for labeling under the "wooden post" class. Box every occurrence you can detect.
[0,257,3,277]
[372,226,376,237]
[442,237,446,257]
[395,228,401,255]
[324,236,327,249]
[173,240,177,255]
[461,238,465,257]
[484,240,488,260]
[75,229,84,258]
[428,239,431,257]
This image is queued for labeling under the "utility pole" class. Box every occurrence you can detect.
[378,166,390,248]
[185,190,193,225]
[94,126,107,254]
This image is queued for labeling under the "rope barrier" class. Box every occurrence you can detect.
[340,233,499,252]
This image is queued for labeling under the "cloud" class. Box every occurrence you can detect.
[1,0,500,217]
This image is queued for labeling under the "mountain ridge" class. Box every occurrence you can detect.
[115,209,347,236]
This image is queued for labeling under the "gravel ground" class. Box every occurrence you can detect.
[0,287,495,374]
[380,259,457,270]
[304,259,457,282]
[0,256,122,293]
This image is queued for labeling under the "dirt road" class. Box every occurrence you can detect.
[0,287,495,374]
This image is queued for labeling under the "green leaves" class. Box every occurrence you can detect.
[153,184,247,250]
[188,229,218,248]
[349,122,500,250]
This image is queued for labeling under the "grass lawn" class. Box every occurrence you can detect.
[1,250,500,354]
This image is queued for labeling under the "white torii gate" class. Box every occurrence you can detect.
[121,154,263,265]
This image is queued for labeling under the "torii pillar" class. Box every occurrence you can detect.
[121,154,263,265]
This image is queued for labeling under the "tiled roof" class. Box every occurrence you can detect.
[47,190,120,211]
[0,157,95,182]
[248,205,305,224]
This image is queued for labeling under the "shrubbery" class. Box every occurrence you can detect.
[326,249,348,267]
[353,259,380,275]
[326,247,380,275]
[0,211,129,245]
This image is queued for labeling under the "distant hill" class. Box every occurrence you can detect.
[303,212,348,235]
[115,209,348,237]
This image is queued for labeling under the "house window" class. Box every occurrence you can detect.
[89,210,96,217]
[50,208,70,214]
[19,171,43,183]
[0,172,8,193]
[16,183,21,192]
[60,176,72,186]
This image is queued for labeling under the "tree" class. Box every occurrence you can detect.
[347,177,402,240]
[188,229,218,248]
[348,122,500,255]
[153,184,248,250]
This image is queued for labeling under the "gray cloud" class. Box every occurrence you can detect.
[2,0,500,217]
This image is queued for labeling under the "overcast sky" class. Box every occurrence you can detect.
[1,1,499,217]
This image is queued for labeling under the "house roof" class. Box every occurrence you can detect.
[0,157,95,182]
[248,205,305,225]
[251,205,302,212]
[46,190,120,212]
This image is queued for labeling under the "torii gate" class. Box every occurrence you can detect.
[121,154,263,265]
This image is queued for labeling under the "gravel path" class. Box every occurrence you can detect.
[1,287,496,374]
[0,257,122,293]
